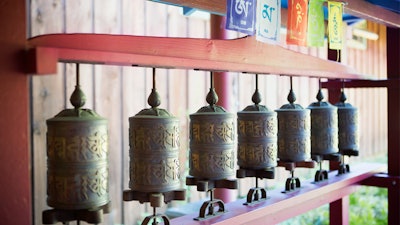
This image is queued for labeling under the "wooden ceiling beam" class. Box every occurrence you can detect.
[344,0,400,28]
[26,33,365,79]
[150,0,400,28]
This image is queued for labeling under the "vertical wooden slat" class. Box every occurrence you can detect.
[65,1,94,110]
[93,1,123,224]
[186,16,209,203]
[166,6,189,209]
[30,1,65,224]
[121,0,147,224]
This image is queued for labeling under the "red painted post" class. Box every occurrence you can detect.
[210,14,237,203]
[327,48,349,225]
[387,27,400,225]
[0,1,31,225]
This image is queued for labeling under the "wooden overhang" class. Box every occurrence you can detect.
[150,0,400,28]
[27,33,365,80]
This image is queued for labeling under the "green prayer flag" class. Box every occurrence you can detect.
[307,0,325,47]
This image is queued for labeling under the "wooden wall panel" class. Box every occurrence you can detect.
[93,1,124,223]
[344,22,388,160]
[30,0,65,224]
[121,0,148,223]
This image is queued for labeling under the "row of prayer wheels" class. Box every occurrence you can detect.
[43,69,358,224]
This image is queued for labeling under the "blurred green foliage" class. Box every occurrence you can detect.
[279,186,388,225]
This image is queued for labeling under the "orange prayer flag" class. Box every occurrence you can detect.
[286,0,309,46]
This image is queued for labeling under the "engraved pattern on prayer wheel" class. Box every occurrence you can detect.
[237,107,277,170]
[308,90,338,155]
[335,92,359,153]
[129,114,180,193]
[189,112,235,180]
[275,86,311,162]
[46,109,109,210]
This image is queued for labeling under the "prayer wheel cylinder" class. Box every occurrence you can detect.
[129,109,181,193]
[308,92,338,155]
[335,94,359,153]
[46,109,109,210]
[189,107,235,180]
[276,101,311,162]
[237,105,277,170]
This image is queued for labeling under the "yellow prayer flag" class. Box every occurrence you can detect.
[328,1,343,50]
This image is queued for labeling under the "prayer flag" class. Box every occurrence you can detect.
[307,0,325,47]
[328,1,344,50]
[256,0,281,44]
[226,0,257,35]
[286,0,309,46]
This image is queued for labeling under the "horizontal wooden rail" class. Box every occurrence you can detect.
[361,173,400,188]
[169,163,384,225]
[26,34,366,79]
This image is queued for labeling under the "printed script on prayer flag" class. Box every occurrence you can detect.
[226,0,257,35]
[286,0,309,46]
[256,0,281,44]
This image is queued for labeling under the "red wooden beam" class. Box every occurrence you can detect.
[26,34,365,79]
[170,163,384,225]
[361,173,400,188]
[0,1,31,225]
[387,27,400,225]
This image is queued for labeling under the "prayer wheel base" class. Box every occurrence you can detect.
[123,189,186,207]
[141,213,171,225]
[186,176,238,192]
[42,202,110,224]
[312,153,341,182]
[278,160,316,193]
[194,198,226,221]
[236,167,275,179]
[244,187,268,206]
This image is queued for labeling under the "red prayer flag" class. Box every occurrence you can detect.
[286,0,309,46]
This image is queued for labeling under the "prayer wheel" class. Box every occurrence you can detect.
[189,86,235,180]
[237,81,277,170]
[46,84,109,210]
[276,82,311,162]
[307,89,338,155]
[129,89,181,193]
[335,91,359,153]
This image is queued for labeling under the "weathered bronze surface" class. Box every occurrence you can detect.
[189,78,236,180]
[276,85,311,162]
[237,80,277,170]
[335,91,359,153]
[129,115,180,193]
[237,111,277,169]
[308,89,338,155]
[189,112,235,180]
[46,84,109,210]
[128,80,181,193]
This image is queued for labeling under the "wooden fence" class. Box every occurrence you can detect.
[30,1,387,224]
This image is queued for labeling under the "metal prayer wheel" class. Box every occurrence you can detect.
[189,83,235,180]
[237,76,277,170]
[128,83,180,193]
[46,79,109,210]
[307,89,338,155]
[128,109,180,193]
[276,79,311,162]
[335,91,359,153]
